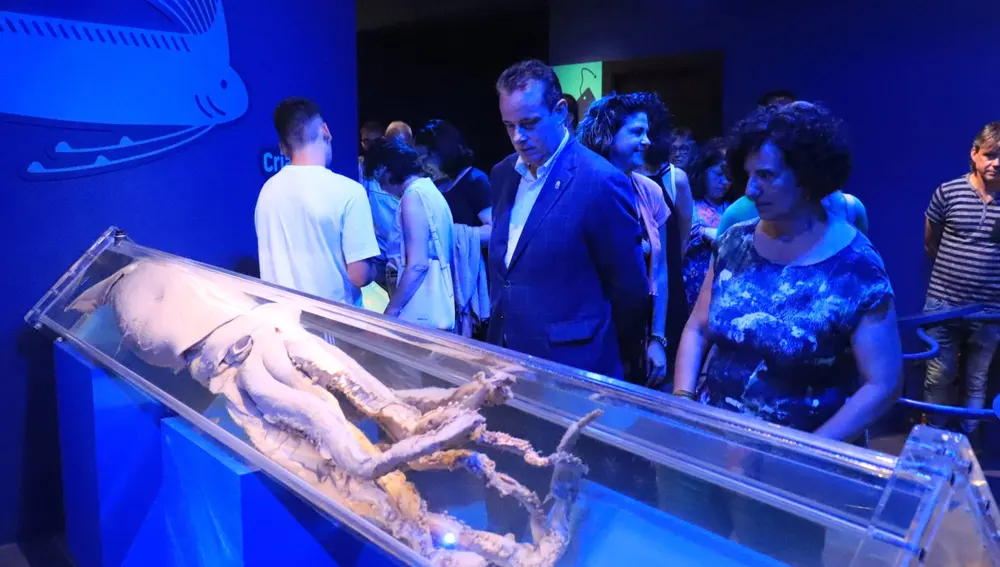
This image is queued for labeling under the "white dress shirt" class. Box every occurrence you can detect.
[506,129,571,267]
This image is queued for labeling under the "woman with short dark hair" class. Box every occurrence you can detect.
[664,102,903,564]
[415,120,492,242]
[681,137,739,311]
[415,120,492,336]
[668,126,698,171]
[364,138,456,331]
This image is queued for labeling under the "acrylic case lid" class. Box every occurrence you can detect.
[25,227,1000,567]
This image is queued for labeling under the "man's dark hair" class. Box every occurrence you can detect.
[361,120,384,135]
[273,97,322,151]
[726,101,851,203]
[362,137,426,186]
[563,93,579,124]
[758,89,796,107]
[689,137,739,202]
[577,91,670,160]
[415,119,475,178]
[496,59,563,110]
[971,121,1000,172]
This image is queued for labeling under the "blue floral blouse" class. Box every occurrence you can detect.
[699,220,894,432]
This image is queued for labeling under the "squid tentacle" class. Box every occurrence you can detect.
[471,428,584,470]
[235,330,485,480]
[286,335,422,439]
[408,449,547,529]
[394,373,515,413]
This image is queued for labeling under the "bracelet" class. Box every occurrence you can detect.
[649,335,668,349]
[673,389,697,401]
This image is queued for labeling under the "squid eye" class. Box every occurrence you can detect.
[220,79,228,89]
[225,335,253,364]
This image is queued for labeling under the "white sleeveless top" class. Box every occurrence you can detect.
[390,177,456,327]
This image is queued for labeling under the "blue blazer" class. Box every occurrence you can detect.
[487,139,649,380]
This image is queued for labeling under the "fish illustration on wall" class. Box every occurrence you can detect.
[0,0,248,178]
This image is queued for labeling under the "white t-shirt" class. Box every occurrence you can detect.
[254,165,380,307]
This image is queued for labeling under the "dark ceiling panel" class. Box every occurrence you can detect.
[357,0,546,30]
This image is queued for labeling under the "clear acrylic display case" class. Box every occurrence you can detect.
[25,227,1000,567]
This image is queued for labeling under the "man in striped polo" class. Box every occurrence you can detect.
[923,122,1000,435]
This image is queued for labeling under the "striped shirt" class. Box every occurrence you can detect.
[926,176,1000,308]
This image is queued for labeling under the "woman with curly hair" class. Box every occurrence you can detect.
[663,102,902,564]
[577,92,672,387]
[681,137,739,311]
[715,100,869,237]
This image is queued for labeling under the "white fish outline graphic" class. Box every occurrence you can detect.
[0,0,248,177]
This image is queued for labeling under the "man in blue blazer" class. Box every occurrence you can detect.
[487,59,649,381]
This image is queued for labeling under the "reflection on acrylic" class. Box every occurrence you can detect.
[67,258,602,567]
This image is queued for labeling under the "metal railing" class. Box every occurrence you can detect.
[897,304,1000,421]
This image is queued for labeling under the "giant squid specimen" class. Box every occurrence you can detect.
[67,258,601,567]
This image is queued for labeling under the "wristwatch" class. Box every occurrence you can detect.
[649,334,668,349]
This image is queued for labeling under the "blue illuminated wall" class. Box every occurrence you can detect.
[0,0,358,545]
[549,0,1000,316]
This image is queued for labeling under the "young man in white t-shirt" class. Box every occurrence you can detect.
[255,98,380,307]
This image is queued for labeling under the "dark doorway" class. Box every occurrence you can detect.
[604,51,724,143]
[357,9,549,174]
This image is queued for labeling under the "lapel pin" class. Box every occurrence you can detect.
[555,181,561,189]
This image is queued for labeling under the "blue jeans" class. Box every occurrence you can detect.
[923,298,1000,433]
